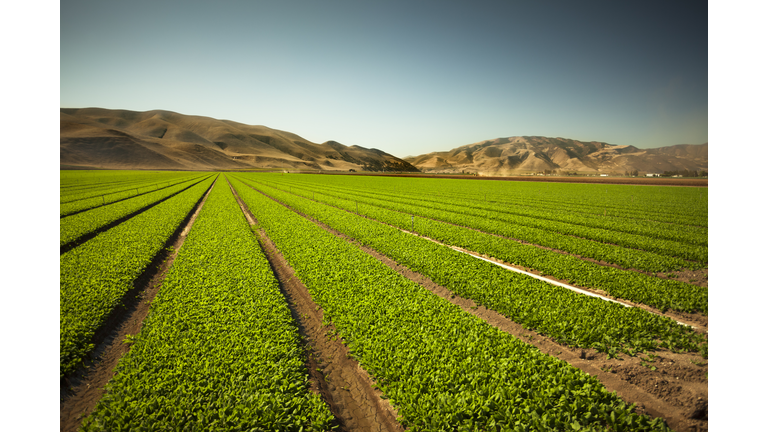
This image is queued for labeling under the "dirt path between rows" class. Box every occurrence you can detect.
[247,181,708,432]
[59,176,218,432]
[227,177,403,432]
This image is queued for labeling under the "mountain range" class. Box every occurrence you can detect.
[60,108,418,172]
[404,137,707,176]
[60,108,707,175]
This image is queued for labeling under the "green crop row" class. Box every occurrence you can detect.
[242,177,707,314]
[60,175,213,247]
[245,176,702,273]
[60,171,192,200]
[231,176,672,431]
[269,175,708,247]
[60,173,202,216]
[268,173,707,228]
[60,171,187,198]
[81,179,332,431]
[258,176,707,271]
[233,175,706,359]
[60,176,216,377]
[60,178,147,201]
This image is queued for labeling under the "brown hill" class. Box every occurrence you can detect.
[60,108,419,172]
[404,137,707,175]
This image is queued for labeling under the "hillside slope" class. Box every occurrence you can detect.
[60,108,419,172]
[404,136,707,175]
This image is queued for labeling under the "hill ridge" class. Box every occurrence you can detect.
[404,136,707,175]
[60,108,419,172]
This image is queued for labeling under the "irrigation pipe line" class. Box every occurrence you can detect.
[458,249,632,307]
[397,228,696,329]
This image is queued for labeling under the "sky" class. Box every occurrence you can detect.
[59,0,708,157]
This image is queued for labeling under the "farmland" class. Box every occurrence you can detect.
[60,170,708,431]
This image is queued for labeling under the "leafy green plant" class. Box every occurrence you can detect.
[237,174,707,314]
[233,174,707,360]
[232,177,674,431]
[81,179,333,431]
[60,176,216,377]
[60,175,211,246]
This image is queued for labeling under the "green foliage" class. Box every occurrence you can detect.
[255,173,707,270]
[59,177,216,377]
[81,179,333,431]
[60,171,201,216]
[60,175,212,246]
[233,175,706,359]
[242,174,708,314]
[232,177,673,431]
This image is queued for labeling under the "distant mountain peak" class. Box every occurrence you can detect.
[404,136,707,175]
[60,108,420,172]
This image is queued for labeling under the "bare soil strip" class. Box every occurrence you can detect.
[359,243,709,432]
[60,175,213,255]
[248,183,708,432]
[227,178,403,432]
[59,176,218,432]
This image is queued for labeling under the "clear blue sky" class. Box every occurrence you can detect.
[60,0,707,157]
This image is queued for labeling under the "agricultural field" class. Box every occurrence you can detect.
[60,170,708,431]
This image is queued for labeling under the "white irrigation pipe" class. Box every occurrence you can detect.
[398,228,696,329]
[456,248,632,307]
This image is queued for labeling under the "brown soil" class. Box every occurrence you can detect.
[365,247,709,432]
[227,176,403,432]
[59,176,218,432]
[250,184,708,432]
[307,172,709,187]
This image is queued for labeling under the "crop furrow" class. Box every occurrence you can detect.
[280,202,704,432]
[227,177,404,432]
[230,176,676,431]
[60,176,216,377]
[79,178,333,432]
[60,175,213,252]
[239,175,708,314]
[60,173,216,432]
[233,175,707,357]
